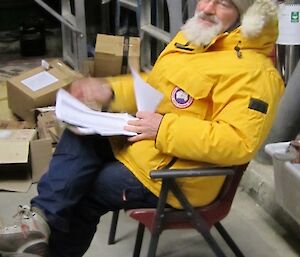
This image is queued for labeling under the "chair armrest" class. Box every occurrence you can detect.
[150,167,235,179]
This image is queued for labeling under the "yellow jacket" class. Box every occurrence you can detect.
[107,20,284,208]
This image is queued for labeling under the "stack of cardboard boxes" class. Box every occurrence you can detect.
[1,34,140,192]
[1,59,81,192]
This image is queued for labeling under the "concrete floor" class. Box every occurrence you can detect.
[0,185,299,257]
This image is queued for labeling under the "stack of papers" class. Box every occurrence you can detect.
[55,89,137,136]
[55,68,164,136]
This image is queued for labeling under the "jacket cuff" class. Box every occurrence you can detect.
[155,113,177,152]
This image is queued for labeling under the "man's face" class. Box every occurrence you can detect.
[195,0,239,32]
[181,0,239,46]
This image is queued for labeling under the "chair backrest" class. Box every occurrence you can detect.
[128,164,248,232]
[199,164,248,227]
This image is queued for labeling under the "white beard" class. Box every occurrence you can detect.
[181,12,223,46]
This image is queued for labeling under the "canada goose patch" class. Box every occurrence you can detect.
[171,87,193,109]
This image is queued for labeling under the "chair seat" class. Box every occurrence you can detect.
[126,198,231,233]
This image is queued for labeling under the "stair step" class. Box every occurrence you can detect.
[141,24,171,43]
[119,0,138,10]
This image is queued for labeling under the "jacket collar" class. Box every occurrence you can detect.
[167,13,278,59]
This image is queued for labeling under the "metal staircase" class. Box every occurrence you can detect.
[115,0,141,35]
[137,0,197,70]
[34,0,88,72]
[33,0,197,73]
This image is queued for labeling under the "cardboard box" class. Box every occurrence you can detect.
[7,59,82,125]
[94,34,140,77]
[0,129,52,192]
[35,107,66,144]
[0,120,32,129]
[0,81,18,121]
[36,108,60,144]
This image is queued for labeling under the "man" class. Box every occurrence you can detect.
[0,0,284,256]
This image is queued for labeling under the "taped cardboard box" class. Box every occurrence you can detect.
[0,81,18,121]
[94,34,140,77]
[0,129,52,192]
[7,59,82,125]
[36,107,65,144]
[0,120,32,129]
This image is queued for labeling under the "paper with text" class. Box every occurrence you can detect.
[131,68,164,112]
[55,89,137,136]
[21,71,58,91]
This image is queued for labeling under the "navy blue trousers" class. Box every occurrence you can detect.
[31,129,159,257]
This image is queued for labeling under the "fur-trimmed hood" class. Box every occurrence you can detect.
[211,0,279,57]
[239,0,278,38]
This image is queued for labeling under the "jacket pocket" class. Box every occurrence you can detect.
[165,71,215,118]
[166,70,215,100]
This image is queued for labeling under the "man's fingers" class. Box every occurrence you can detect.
[127,120,140,126]
[70,86,82,98]
[128,134,146,142]
[135,111,150,119]
[124,125,143,134]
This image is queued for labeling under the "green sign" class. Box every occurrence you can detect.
[291,11,299,23]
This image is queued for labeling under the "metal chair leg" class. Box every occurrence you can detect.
[215,222,245,257]
[169,180,227,257]
[133,223,145,257]
[147,230,161,257]
[200,230,227,257]
[108,210,120,245]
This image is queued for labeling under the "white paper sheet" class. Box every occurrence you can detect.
[55,89,137,136]
[21,71,58,91]
[131,67,164,112]
[277,4,300,45]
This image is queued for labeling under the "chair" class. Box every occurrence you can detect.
[109,164,248,257]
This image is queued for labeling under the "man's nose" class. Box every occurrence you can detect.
[197,1,216,15]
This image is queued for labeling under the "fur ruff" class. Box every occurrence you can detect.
[240,0,278,38]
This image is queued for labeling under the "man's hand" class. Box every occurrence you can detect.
[125,112,163,142]
[70,77,113,109]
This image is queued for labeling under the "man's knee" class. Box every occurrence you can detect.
[87,162,158,209]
